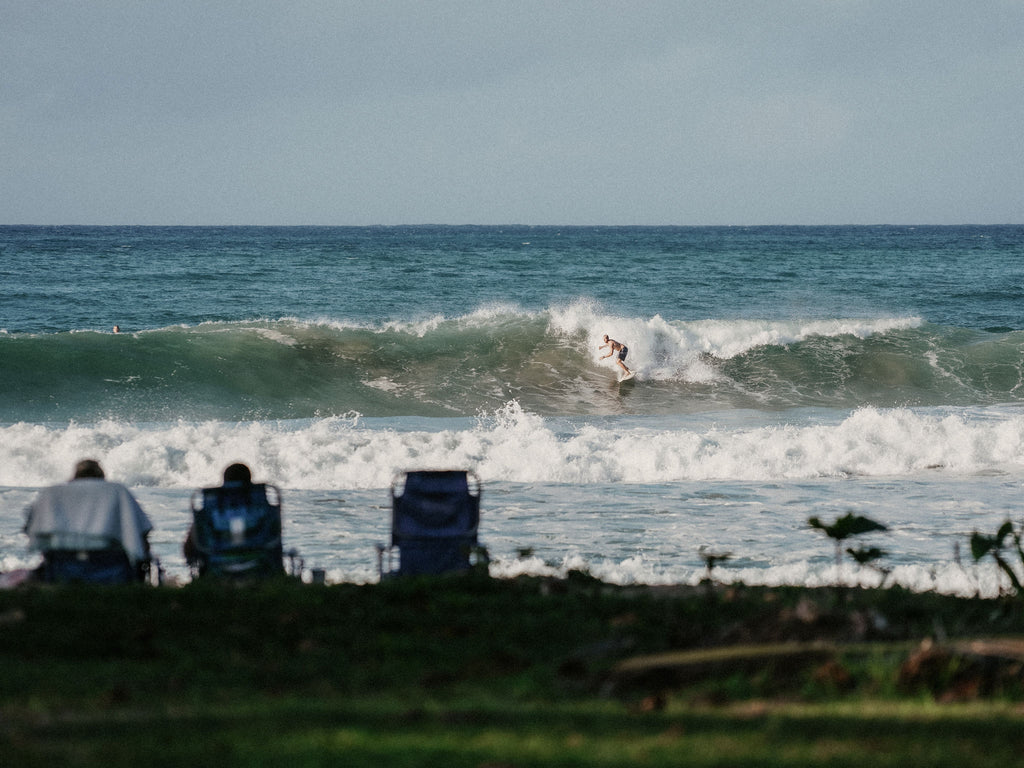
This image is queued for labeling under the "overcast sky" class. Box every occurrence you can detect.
[3,1,1023,225]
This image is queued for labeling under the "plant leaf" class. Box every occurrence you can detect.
[997,520,1015,543]
[809,512,887,541]
[970,531,996,562]
[847,546,886,565]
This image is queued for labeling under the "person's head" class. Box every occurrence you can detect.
[72,459,105,480]
[112,325,120,333]
[223,462,252,485]
[603,334,609,342]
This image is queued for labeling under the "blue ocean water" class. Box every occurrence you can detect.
[2,225,1024,591]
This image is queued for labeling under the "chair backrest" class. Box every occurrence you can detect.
[390,470,480,576]
[190,482,284,579]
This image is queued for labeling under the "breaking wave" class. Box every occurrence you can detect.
[2,302,1023,423]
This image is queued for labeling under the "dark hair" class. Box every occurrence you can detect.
[223,462,252,485]
[72,459,105,479]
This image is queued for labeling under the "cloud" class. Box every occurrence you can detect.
[2,1,1023,224]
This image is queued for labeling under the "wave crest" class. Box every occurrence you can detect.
[1,309,1018,422]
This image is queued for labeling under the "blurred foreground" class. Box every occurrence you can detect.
[2,576,1024,766]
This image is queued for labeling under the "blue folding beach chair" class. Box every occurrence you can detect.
[37,541,153,585]
[189,481,293,579]
[378,470,488,577]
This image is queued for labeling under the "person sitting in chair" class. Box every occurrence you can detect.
[183,462,253,566]
[183,462,284,579]
[23,459,153,583]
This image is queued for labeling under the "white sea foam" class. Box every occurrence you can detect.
[1,403,1023,490]
[486,557,997,599]
[363,377,402,392]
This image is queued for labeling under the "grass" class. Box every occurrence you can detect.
[3,574,1024,765]
[8,699,1024,767]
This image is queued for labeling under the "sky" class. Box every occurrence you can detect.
[3,1,1023,225]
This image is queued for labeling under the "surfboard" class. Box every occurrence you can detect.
[618,371,635,383]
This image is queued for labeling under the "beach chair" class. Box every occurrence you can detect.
[378,470,488,578]
[25,478,160,585]
[36,539,156,585]
[189,481,298,580]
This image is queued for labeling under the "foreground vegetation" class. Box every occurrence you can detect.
[2,574,1024,766]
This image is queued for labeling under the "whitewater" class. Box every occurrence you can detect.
[2,225,1024,594]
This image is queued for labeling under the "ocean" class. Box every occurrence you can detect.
[2,224,1024,594]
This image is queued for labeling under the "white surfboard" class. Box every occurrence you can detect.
[618,371,635,383]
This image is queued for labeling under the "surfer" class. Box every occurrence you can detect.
[598,334,632,377]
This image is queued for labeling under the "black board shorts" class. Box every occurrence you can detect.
[618,346,628,361]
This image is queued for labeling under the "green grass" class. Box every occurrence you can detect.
[6,698,1024,767]
[3,575,1024,765]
